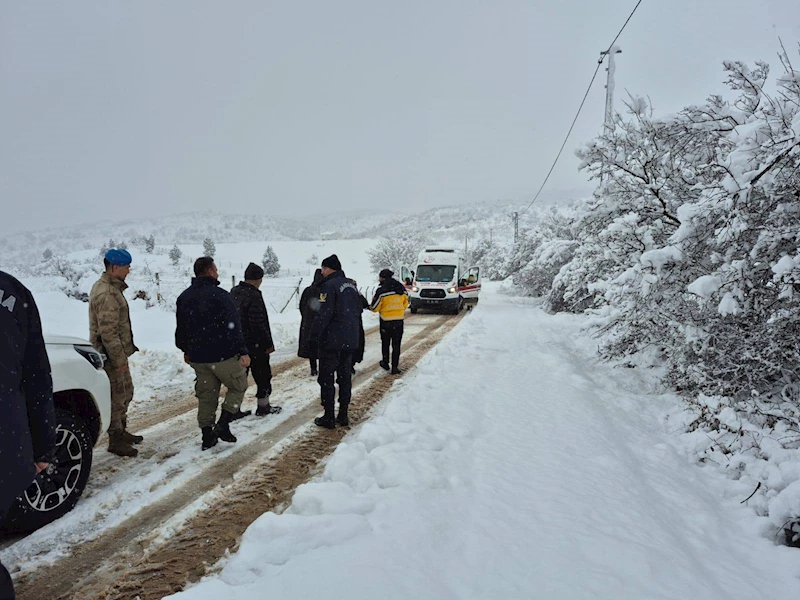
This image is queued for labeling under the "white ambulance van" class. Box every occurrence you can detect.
[403,248,481,314]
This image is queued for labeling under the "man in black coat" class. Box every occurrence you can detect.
[230,262,281,417]
[0,271,56,599]
[308,254,363,428]
[298,268,324,376]
[175,257,251,451]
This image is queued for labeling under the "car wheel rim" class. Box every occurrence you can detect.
[24,425,83,512]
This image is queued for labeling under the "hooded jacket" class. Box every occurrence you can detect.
[370,276,409,321]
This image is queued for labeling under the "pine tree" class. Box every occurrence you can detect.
[145,235,155,254]
[262,246,281,277]
[203,237,216,258]
[169,244,182,266]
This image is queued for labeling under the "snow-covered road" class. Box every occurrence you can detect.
[170,288,800,600]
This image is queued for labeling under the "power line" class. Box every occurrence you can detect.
[518,0,643,217]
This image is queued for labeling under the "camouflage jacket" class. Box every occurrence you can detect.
[89,272,138,368]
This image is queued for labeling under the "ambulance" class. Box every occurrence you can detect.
[402,247,481,314]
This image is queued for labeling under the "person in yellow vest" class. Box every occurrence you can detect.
[370,269,409,374]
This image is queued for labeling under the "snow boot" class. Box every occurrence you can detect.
[201,426,218,451]
[122,430,144,445]
[391,367,402,375]
[314,405,336,429]
[256,404,283,416]
[310,367,318,376]
[121,417,143,444]
[337,405,350,427]
[108,432,138,458]
[214,410,237,443]
[379,360,390,371]
[230,408,252,421]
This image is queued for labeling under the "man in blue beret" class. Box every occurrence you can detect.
[89,248,141,457]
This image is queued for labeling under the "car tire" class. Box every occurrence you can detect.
[3,408,94,533]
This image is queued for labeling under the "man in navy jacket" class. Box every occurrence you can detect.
[1,271,56,599]
[176,257,251,451]
[309,254,363,428]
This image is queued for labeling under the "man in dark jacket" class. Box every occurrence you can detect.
[0,271,56,599]
[230,262,281,417]
[175,257,251,451]
[298,268,324,376]
[309,254,362,428]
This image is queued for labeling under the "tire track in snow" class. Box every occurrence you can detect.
[13,312,463,600]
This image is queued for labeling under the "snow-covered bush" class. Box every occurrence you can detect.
[553,49,800,544]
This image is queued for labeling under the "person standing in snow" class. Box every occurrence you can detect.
[298,268,324,376]
[230,262,281,417]
[309,254,363,428]
[370,268,409,374]
[175,257,251,451]
[0,271,56,600]
[88,248,142,457]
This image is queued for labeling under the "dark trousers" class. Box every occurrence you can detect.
[309,358,317,373]
[380,320,404,369]
[318,350,353,412]
[0,509,13,600]
[248,351,272,398]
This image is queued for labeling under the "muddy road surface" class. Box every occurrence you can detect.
[8,311,465,600]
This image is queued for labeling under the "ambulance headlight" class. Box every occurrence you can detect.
[448,287,456,294]
[412,286,418,292]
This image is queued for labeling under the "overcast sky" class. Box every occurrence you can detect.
[1,0,798,234]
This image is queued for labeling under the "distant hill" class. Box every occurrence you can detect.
[1,194,589,267]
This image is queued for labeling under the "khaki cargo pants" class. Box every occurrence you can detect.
[190,356,249,428]
[105,366,134,436]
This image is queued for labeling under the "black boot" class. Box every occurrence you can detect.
[256,404,282,416]
[391,367,402,375]
[214,410,238,443]
[379,360,390,371]
[201,426,218,451]
[337,404,350,427]
[314,405,336,429]
[230,408,252,421]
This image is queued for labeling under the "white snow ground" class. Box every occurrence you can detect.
[168,286,800,600]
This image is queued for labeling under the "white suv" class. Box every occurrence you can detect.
[3,335,110,533]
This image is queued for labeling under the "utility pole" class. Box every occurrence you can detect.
[599,46,622,132]
[598,46,622,183]
[509,212,519,243]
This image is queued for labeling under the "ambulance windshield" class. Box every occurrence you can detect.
[415,265,456,283]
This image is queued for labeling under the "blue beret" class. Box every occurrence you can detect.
[105,248,132,266]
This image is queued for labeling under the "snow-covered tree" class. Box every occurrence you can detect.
[262,246,281,277]
[368,234,430,274]
[169,244,182,266]
[203,237,216,258]
[42,248,53,262]
[145,235,155,254]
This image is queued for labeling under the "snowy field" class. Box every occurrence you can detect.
[167,285,800,600]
